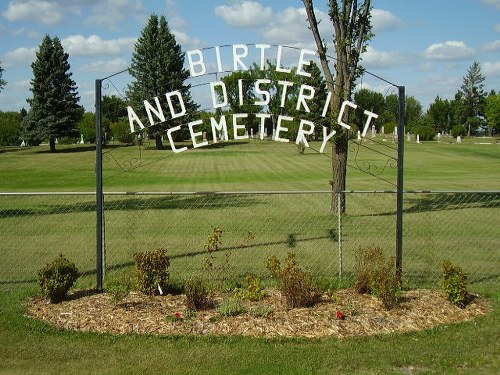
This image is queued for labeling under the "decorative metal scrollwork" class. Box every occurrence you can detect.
[348,139,398,186]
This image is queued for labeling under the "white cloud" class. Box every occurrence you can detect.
[482,0,500,10]
[86,0,146,30]
[3,47,36,68]
[424,41,475,60]
[79,57,129,73]
[62,35,136,57]
[372,9,403,34]
[361,46,408,69]
[214,1,274,28]
[482,61,500,77]
[173,31,202,50]
[483,40,500,51]
[3,0,63,25]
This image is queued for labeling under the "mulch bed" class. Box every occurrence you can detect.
[26,288,491,338]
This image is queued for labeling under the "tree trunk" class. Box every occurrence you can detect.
[49,137,56,152]
[331,133,348,214]
[154,132,164,150]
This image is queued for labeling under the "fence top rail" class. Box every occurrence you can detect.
[0,190,499,197]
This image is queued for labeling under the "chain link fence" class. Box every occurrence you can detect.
[1,191,498,290]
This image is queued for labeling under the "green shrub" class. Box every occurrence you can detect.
[217,297,246,317]
[185,276,213,310]
[451,124,467,138]
[266,252,320,308]
[248,304,274,318]
[107,282,130,304]
[133,248,170,296]
[235,273,265,301]
[354,246,400,309]
[413,125,436,141]
[328,228,338,242]
[441,260,468,308]
[38,254,79,303]
[203,227,231,291]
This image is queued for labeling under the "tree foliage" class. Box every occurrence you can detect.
[0,61,6,93]
[127,14,198,149]
[459,61,486,136]
[303,0,373,213]
[485,92,500,135]
[23,35,81,151]
[0,111,22,146]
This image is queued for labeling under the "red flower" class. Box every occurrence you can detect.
[174,312,182,319]
[336,310,345,320]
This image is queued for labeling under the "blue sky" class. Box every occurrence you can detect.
[0,0,499,113]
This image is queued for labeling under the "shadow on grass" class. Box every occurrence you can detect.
[0,193,263,218]
[352,192,500,217]
[0,234,336,287]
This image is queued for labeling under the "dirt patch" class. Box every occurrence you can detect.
[26,288,491,338]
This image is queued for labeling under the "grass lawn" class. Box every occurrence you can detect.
[0,137,499,374]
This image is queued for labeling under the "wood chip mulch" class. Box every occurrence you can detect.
[26,288,491,338]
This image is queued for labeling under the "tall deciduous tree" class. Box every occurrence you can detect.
[303,0,373,213]
[24,35,81,151]
[485,92,500,136]
[0,61,6,93]
[459,61,486,136]
[127,14,197,149]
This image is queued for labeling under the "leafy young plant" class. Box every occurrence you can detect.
[217,297,246,317]
[203,226,231,291]
[441,260,469,308]
[266,252,320,308]
[133,247,170,296]
[234,273,265,301]
[354,246,400,309]
[107,282,130,304]
[185,276,213,311]
[38,254,79,303]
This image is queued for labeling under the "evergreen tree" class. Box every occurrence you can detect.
[458,61,486,136]
[24,35,81,151]
[0,61,6,93]
[127,14,197,149]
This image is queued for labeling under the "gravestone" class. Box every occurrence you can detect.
[416,134,420,144]
[457,136,461,143]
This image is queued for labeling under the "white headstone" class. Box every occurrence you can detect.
[272,128,276,140]
[357,130,361,141]
[457,136,461,143]
[407,132,411,141]
[79,134,84,144]
[381,126,385,135]
[250,128,254,139]
[416,134,420,144]
[20,140,26,147]
[437,132,441,142]
[394,127,398,137]
[371,125,376,138]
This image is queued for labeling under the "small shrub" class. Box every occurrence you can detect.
[133,247,170,296]
[354,246,400,309]
[107,282,130,304]
[217,297,246,317]
[266,252,320,308]
[451,124,467,138]
[234,273,265,301]
[185,276,213,310]
[441,260,468,308]
[248,304,274,318]
[38,254,79,303]
[203,227,230,291]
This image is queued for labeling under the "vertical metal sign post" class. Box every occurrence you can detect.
[396,86,405,283]
[95,79,104,291]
